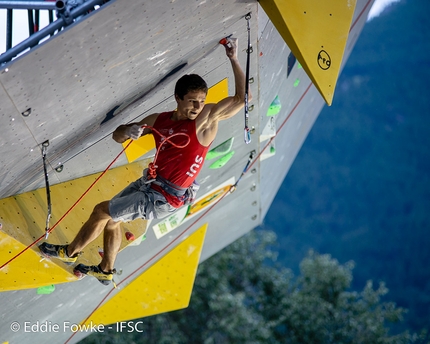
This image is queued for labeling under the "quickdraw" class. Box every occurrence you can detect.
[219,13,252,144]
[244,12,252,144]
[41,140,52,239]
[230,150,255,193]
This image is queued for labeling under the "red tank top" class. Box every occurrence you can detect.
[151,111,211,207]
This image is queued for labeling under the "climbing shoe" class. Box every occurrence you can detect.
[73,263,116,286]
[38,242,78,265]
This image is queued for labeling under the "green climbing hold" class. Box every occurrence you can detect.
[297,62,302,69]
[37,284,55,295]
[267,95,281,116]
[209,151,235,169]
[270,145,276,154]
[294,79,300,87]
[206,137,234,160]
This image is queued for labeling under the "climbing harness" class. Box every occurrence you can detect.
[149,173,188,198]
[41,140,52,239]
[244,12,252,144]
[141,125,201,205]
[148,172,199,205]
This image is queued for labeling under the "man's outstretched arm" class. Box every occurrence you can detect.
[206,38,251,122]
[112,113,158,143]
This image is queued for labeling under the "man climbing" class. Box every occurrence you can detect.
[39,37,251,286]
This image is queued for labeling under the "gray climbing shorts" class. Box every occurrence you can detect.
[108,172,177,222]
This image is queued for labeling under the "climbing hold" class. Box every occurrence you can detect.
[267,96,281,116]
[294,79,300,87]
[125,232,135,241]
[36,284,55,295]
[209,151,235,169]
[219,34,233,47]
[206,137,234,160]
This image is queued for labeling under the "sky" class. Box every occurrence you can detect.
[0,0,403,56]
[367,0,401,20]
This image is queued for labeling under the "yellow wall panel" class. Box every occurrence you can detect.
[206,78,228,104]
[259,0,356,105]
[84,224,207,325]
[0,231,77,291]
[123,134,156,164]
[0,160,151,290]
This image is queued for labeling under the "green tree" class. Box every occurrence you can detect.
[81,230,424,344]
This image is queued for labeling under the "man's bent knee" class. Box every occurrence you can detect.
[106,218,121,230]
[93,201,111,218]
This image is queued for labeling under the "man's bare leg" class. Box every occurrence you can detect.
[67,201,121,271]
[99,218,122,272]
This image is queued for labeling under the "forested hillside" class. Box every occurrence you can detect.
[82,231,423,343]
[264,0,430,332]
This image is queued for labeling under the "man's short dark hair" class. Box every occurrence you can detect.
[175,74,208,100]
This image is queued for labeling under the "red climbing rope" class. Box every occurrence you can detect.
[0,125,190,271]
[145,125,190,180]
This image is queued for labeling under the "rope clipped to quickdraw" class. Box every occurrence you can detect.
[41,140,52,239]
[230,150,255,193]
[244,12,252,144]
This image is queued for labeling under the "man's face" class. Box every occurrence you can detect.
[176,90,206,120]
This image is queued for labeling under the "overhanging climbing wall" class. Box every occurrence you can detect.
[0,0,374,342]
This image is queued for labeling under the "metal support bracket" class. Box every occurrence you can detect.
[56,0,84,26]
